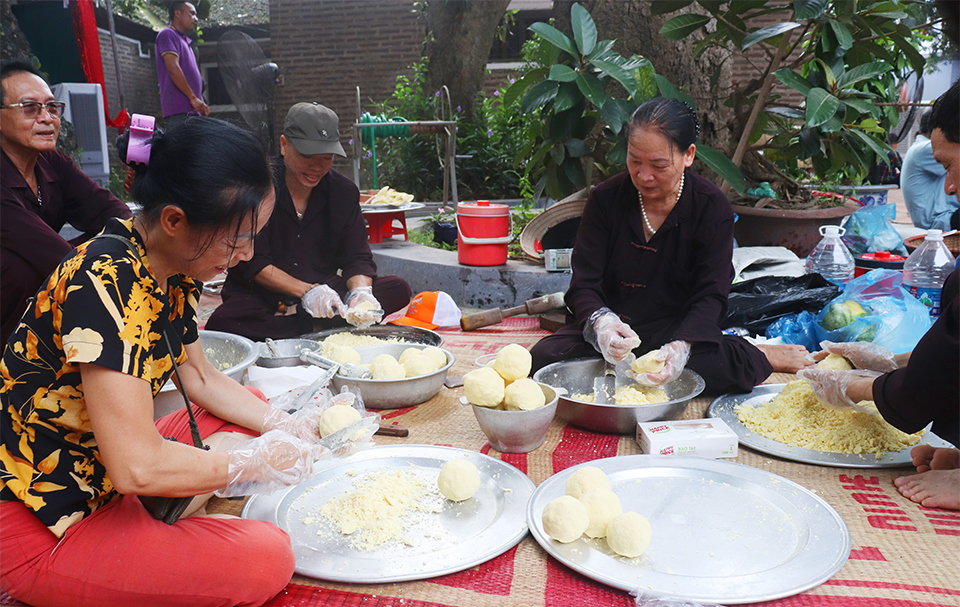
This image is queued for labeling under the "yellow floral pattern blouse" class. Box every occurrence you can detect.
[0,218,200,537]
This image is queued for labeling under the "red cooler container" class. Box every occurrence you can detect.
[457,200,511,266]
[854,251,906,277]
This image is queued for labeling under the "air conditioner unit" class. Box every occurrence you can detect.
[51,82,110,186]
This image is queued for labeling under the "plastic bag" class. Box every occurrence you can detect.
[841,204,907,256]
[723,274,840,334]
[813,269,932,354]
[765,310,821,351]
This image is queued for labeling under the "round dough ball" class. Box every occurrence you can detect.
[329,345,361,365]
[817,353,854,370]
[606,512,652,558]
[370,354,404,380]
[565,466,611,498]
[421,346,447,369]
[398,347,423,365]
[354,300,377,311]
[579,489,622,538]
[403,353,436,378]
[541,495,589,543]
[437,459,480,502]
[633,350,665,375]
[317,404,362,438]
[463,367,505,408]
[493,344,532,382]
[503,378,546,411]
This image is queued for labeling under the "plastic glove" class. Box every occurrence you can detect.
[301,284,346,319]
[817,341,898,373]
[215,429,326,497]
[797,368,883,413]
[261,391,359,443]
[634,340,691,386]
[583,307,641,364]
[343,286,383,328]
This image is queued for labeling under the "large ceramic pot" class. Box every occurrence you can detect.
[732,201,860,258]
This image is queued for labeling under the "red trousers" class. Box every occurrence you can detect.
[0,403,295,607]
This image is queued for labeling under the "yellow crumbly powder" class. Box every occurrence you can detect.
[571,384,668,405]
[319,333,403,357]
[735,380,921,457]
[313,469,440,551]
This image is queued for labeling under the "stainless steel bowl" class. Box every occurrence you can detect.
[533,358,705,434]
[302,325,443,347]
[256,338,322,367]
[155,330,258,418]
[468,383,559,453]
[330,343,454,409]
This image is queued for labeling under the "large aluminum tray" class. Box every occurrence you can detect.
[242,445,534,583]
[708,383,952,468]
[527,455,850,604]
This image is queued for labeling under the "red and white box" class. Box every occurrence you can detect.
[636,418,738,458]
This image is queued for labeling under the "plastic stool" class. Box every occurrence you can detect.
[364,210,408,244]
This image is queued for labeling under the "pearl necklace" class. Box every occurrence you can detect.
[638,172,684,236]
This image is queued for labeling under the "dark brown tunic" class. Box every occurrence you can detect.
[530,170,772,395]
[206,164,410,340]
[874,267,959,446]
[1,149,132,346]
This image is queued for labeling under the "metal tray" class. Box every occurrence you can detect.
[302,325,443,347]
[527,455,850,604]
[708,384,952,468]
[360,202,424,212]
[242,445,534,583]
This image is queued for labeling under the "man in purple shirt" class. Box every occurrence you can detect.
[155,1,209,126]
[0,59,132,346]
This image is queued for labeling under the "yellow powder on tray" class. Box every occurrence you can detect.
[315,469,440,551]
[320,332,403,357]
[735,380,921,458]
[571,385,668,405]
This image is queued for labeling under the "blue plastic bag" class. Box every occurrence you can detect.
[765,310,820,351]
[813,269,932,353]
[841,204,907,255]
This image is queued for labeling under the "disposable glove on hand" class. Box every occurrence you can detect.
[302,284,346,319]
[261,392,360,443]
[344,286,383,328]
[797,368,883,413]
[634,340,691,386]
[584,308,641,364]
[216,429,326,498]
[816,341,898,373]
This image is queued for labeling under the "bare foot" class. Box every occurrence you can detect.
[757,344,815,374]
[894,470,960,510]
[910,445,960,473]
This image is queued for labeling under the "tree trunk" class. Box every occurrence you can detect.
[552,0,736,183]
[1,0,35,62]
[423,0,512,119]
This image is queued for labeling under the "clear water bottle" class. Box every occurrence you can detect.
[902,229,956,318]
[805,225,855,286]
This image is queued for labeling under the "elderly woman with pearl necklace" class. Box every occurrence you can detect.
[530,97,812,395]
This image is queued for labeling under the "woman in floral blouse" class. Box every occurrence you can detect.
[0,118,327,606]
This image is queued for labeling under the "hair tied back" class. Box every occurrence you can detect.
[126,114,155,166]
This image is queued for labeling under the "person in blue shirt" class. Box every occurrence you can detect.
[900,109,960,231]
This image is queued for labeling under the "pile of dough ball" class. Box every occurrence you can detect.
[366,346,447,380]
[463,344,544,410]
[541,466,652,558]
[437,459,481,502]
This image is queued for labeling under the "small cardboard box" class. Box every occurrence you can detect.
[636,418,738,458]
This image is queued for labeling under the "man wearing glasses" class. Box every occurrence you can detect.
[0,59,131,346]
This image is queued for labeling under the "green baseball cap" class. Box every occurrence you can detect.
[283,102,346,157]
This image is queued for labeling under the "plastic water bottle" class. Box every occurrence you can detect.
[902,229,956,318]
[805,225,855,286]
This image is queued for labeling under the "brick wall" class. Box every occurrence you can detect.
[98,27,161,169]
[269,0,425,169]
[728,11,805,108]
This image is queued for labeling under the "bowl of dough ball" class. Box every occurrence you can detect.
[533,357,705,434]
[461,344,559,453]
[328,343,454,409]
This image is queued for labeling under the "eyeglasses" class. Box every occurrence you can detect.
[0,101,66,119]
